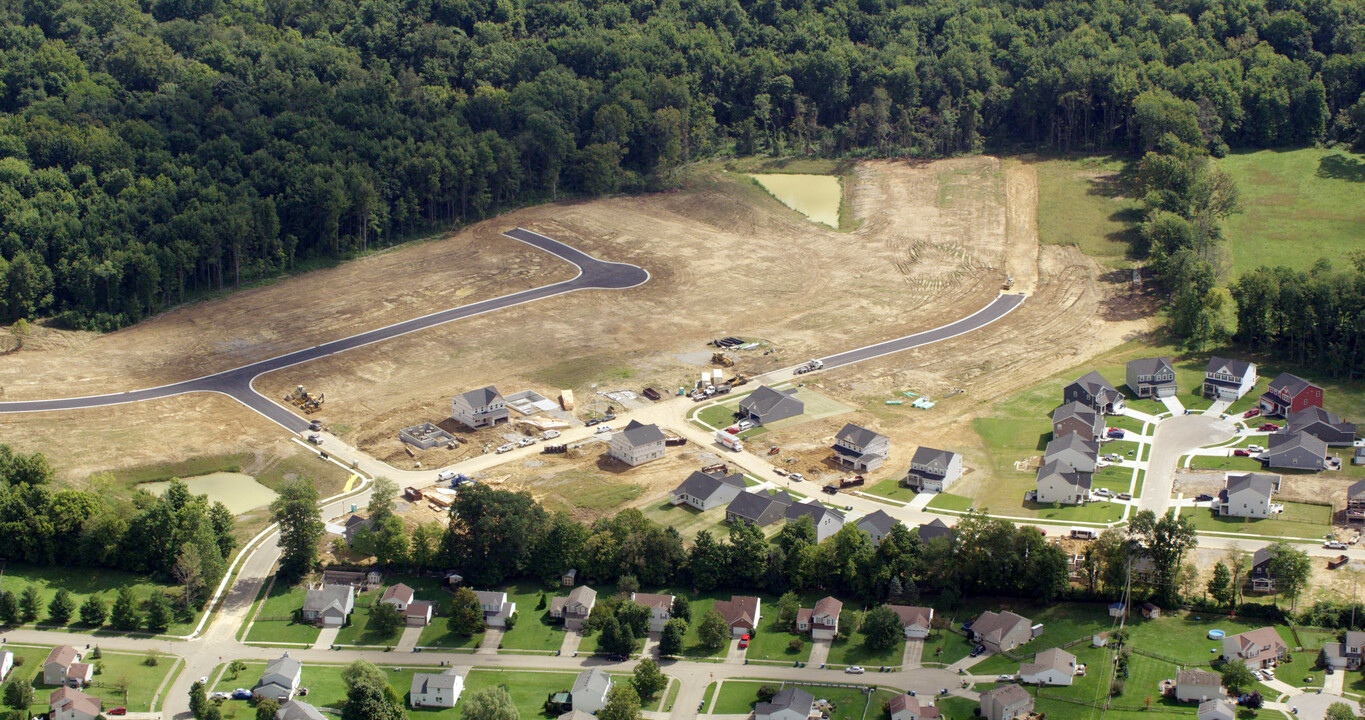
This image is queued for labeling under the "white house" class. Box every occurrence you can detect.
[381,583,415,611]
[1019,648,1077,686]
[1217,472,1279,518]
[571,668,613,713]
[670,471,746,511]
[832,423,891,472]
[1199,699,1237,720]
[609,421,667,466]
[631,592,675,632]
[856,510,900,545]
[253,654,303,702]
[474,590,517,628]
[784,499,845,542]
[0,650,11,682]
[451,385,509,429]
[1175,669,1224,703]
[410,669,464,709]
[1203,358,1257,401]
[887,605,934,639]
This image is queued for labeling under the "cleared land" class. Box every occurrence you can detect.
[1218,147,1365,278]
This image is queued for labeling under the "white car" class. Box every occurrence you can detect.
[1093,488,1114,498]
[789,473,804,482]
[210,692,230,701]
[1263,669,1275,680]
[773,468,788,476]
[845,666,865,674]
[737,419,756,431]
[1325,540,1348,550]
[997,674,1013,682]
[517,437,536,447]
[542,430,561,440]
[596,425,614,434]
[1248,444,1263,452]
[496,444,515,453]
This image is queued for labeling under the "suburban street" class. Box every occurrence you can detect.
[1137,414,1237,515]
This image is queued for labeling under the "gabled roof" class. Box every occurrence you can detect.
[1127,357,1174,377]
[1198,699,1236,720]
[674,470,745,499]
[474,590,507,606]
[382,583,415,606]
[857,510,898,537]
[1350,478,1365,501]
[973,610,1032,643]
[259,654,302,691]
[910,446,957,470]
[1288,407,1354,433]
[1206,357,1254,378]
[303,584,353,614]
[1268,431,1327,457]
[1178,669,1222,686]
[887,604,933,628]
[566,585,597,606]
[813,596,842,617]
[1020,647,1076,677]
[572,668,612,697]
[1044,433,1099,459]
[1269,372,1317,398]
[1037,460,1092,490]
[835,423,886,448]
[631,592,674,611]
[917,518,954,542]
[784,499,844,526]
[456,385,502,407]
[758,686,815,715]
[277,699,329,720]
[888,694,940,719]
[1070,371,1121,400]
[49,687,101,716]
[410,668,463,695]
[1252,546,1273,569]
[981,684,1031,706]
[1228,627,1288,655]
[619,420,666,447]
[740,385,801,415]
[1224,472,1278,499]
[726,489,791,522]
[44,645,79,668]
[714,596,761,628]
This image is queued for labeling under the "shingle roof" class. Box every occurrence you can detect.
[1224,472,1278,499]
[457,385,502,407]
[784,499,844,526]
[48,687,101,717]
[917,518,954,542]
[888,694,940,718]
[758,687,814,716]
[44,645,79,668]
[631,592,674,611]
[1037,460,1092,489]
[277,699,329,720]
[1178,669,1222,686]
[567,585,597,606]
[1268,431,1328,457]
[726,490,791,522]
[740,385,800,416]
[857,510,898,537]
[1044,434,1099,460]
[674,470,745,499]
[1199,699,1236,720]
[973,611,1032,643]
[382,583,415,606]
[619,420,666,447]
[887,605,933,628]
[981,684,1031,706]
[1071,371,1121,400]
[813,596,842,617]
[1229,627,1288,655]
[1206,357,1254,378]
[715,596,761,628]
[410,669,462,696]
[1269,372,1317,398]
[911,446,957,470]
[836,423,885,448]
[1020,647,1076,677]
[474,590,507,606]
[303,584,352,614]
[1350,478,1365,500]
[572,668,612,696]
[1127,357,1174,377]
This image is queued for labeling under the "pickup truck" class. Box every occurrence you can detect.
[596,425,614,434]
[496,444,515,453]
[517,437,536,447]
[822,485,839,495]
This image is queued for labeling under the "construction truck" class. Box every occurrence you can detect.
[1003,274,1014,290]
[793,359,824,375]
[726,374,749,387]
[711,351,735,367]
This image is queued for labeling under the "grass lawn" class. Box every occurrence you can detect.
[244,580,320,645]
[499,584,570,652]
[534,467,646,516]
[1124,610,1295,666]
[921,630,976,666]
[1024,499,1125,524]
[1092,465,1137,494]
[712,680,875,720]
[695,398,746,430]
[1218,147,1365,279]
[1181,502,1333,540]
[1188,454,1268,473]
[416,617,484,649]
[826,610,905,667]
[107,447,353,500]
[0,563,196,635]
[334,587,403,647]
[1122,394,1168,417]
[926,493,975,512]
[1034,155,1144,269]
[638,499,732,542]
[864,476,916,503]
[701,682,718,712]
[744,611,814,662]
[1106,415,1150,434]
[3,644,179,714]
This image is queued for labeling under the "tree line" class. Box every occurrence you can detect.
[0,445,237,614]
[1,0,1363,328]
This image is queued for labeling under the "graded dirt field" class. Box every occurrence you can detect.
[1,155,1150,492]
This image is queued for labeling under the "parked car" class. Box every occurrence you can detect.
[585,417,602,426]
[232,689,253,700]
[108,708,127,716]
[1244,408,1261,418]
[1247,444,1263,452]
[496,444,515,453]
[1117,492,1132,500]
[1233,449,1251,456]
[1259,423,1280,431]
[1094,488,1114,498]
[603,413,617,421]
[970,645,986,657]
[596,425,614,434]
[1263,669,1275,680]
[822,485,839,495]
[773,468,788,476]
[845,666,865,674]
[997,674,1013,682]
[737,419,756,431]
[789,473,804,482]
[1326,541,1349,550]
[1195,493,1215,502]
[307,434,323,445]
[739,634,750,649]
[1106,428,1124,438]
[517,437,536,447]
[542,430,561,440]
[210,692,230,701]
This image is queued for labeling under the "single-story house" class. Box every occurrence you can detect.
[1126,357,1177,398]
[916,518,954,544]
[714,595,762,637]
[887,605,934,639]
[971,611,1035,654]
[1261,373,1322,417]
[980,684,1034,720]
[1175,668,1223,703]
[903,447,964,493]
[302,584,355,627]
[631,592,675,632]
[1019,648,1077,686]
[1203,358,1257,401]
[1266,431,1328,471]
[831,423,890,472]
[1222,627,1289,669]
[739,385,804,425]
[340,514,371,543]
[253,653,303,702]
[321,569,381,589]
[726,489,794,527]
[783,499,845,542]
[277,699,329,720]
[756,686,815,720]
[410,668,464,708]
[1064,371,1125,414]
[796,596,842,640]
[670,471,746,511]
[550,585,598,631]
[381,583,416,611]
[571,668,613,714]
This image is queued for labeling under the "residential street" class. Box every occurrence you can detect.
[1137,414,1236,516]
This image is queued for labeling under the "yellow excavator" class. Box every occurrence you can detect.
[711,351,735,367]
[285,385,325,413]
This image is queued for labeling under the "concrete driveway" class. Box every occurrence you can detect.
[1138,414,1237,516]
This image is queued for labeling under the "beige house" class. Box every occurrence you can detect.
[1175,669,1224,703]
[796,596,842,640]
[1019,648,1077,686]
[550,586,598,631]
[631,592,675,632]
[980,684,1034,720]
[1222,627,1289,669]
[609,421,667,466]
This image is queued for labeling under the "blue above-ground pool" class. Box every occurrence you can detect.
[1208,629,1226,639]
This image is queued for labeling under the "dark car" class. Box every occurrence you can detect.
[1195,493,1214,502]
[608,653,629,662]
[231,689,253,701]
[970,644,985,657]
[585,418,601,426]
[822,485,839,495]
[1233,449,1250,457]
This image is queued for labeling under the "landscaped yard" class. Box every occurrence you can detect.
[864,475,916,503]
[712,680,877,720]
[1124,610,1295,666]
[744,613,814,663]
[0,563,195,635]
[2,644,180,715]
[826,610,905,667]
[920,629,975,666]
[925,492,974,512]
[638,498,732,541]
[244,580,320,645]
[499,585,571,652]
[1180,502,1333,540]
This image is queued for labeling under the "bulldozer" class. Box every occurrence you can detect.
[284,385,305,404]
[727,373,749,387]
[711,351,735,367]
[302,392,325,413]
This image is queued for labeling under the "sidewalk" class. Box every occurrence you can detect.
[1119,407,1161,425]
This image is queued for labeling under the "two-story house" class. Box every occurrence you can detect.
[971,611,1035,654]
[409,669,464,709]
[1249,546,1276,592]
[903,447,964,493]
[784,499,845,542]
[979,685,1034,720]
[1266,431,1327,471]
[887,605,934,639]
[1217,472,1279,518]
[1051,402,1104,441]
[1035,460,1092,505]
[1043,434,1099,474]
[1260,373,1323,417]
[1324,631,1365,670]
[253,653,303,702]
[1222,627,1288,669]
[473,590,517,628]
[917,518,955,544]
[831,423,891,472]
[48,688,102,720]
[1203,358,1258,401]
[609,420,667,466]
[856,510,900,545]
[42,646,90,687]
[796,597,842,640]
[1125,358,1177,398]
[451,386,509,430]
[1348,478,1365,523]
[549,586,597,631]
[631,592,675,632]
[1064,371,1125,414]
[670,470,746,511]
[570,669,613,714]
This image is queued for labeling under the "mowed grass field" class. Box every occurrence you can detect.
[1034,155,1144,268]
[1218,147,1365,278]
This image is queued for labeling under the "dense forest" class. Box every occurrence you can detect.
[0,0,1363,327]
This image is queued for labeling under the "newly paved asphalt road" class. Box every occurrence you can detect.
[0,229,649,432]
[818,293,1026,369]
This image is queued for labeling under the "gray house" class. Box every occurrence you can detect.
[1043,434,1099,474]
[609,420,667,466]
[738,385,804,425]
[669,471,746,511]
[570,669,613,714]
[903,447,963,493]
[1203,358,1257,401]
[1266,431,1327,471]
[1064,371,1125,414]
[784,500,845,542]
[726,490,793,527]
[1035,460,1092,505]
[451,386,509,430]
[1287,407,1357,446]
[856,510,900,545]
[756,687,815,720]
[253,654,302,702]
[980,685,1034,720]
[972,610,1035,654]
[1052,402,1104,441]
[301,584,354,627]
[831,423,890,472]
[917,518,954,544]
[1125,357,1177,398]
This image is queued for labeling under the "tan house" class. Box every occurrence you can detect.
[796,596,842,640]
[971,611,1035,654]
[631,592,675,632]
[887,605,934,639]
[1222,627,1289,669]
[980,684,1034,720]
[42,646,83,687]
[1175,669,1224,703]
[888,694,941,720]
[550,586,598,631]
[48,687,102,720]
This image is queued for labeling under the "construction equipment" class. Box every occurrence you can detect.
[839,475,865,488]
[284,385,305,403]
[793,359,824,375]
[701,463,729,475]
[711,352,735,367]
[285,385,325,413]
[1003,274,1013,290]
[726,374,749,387]
[642,387,662,401]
